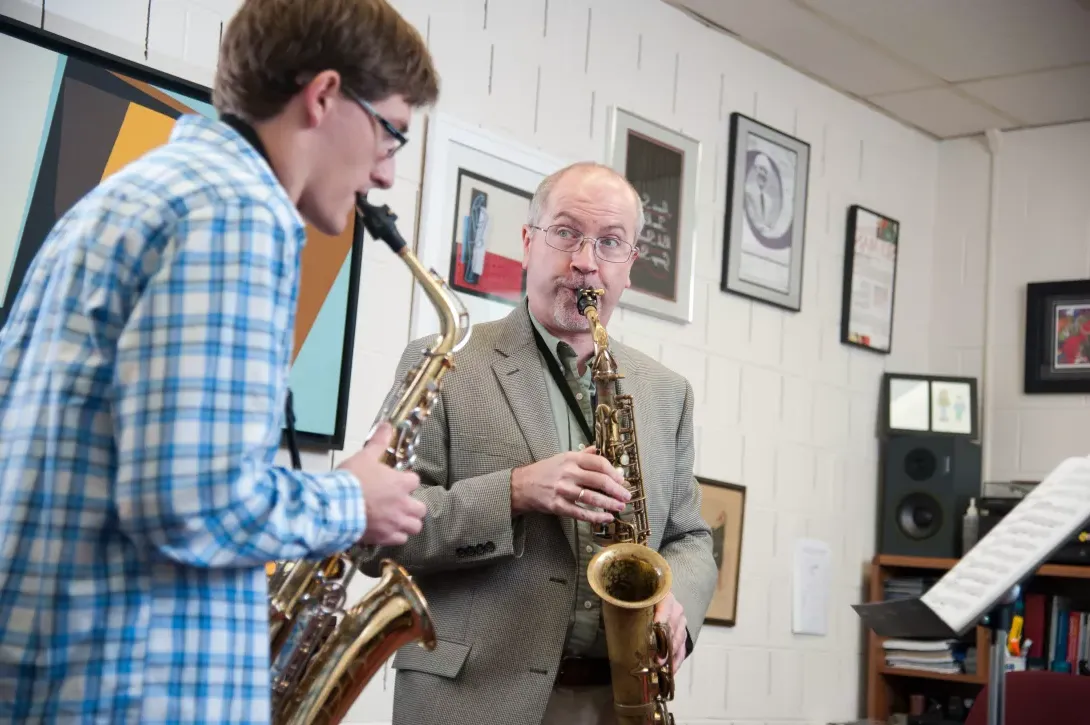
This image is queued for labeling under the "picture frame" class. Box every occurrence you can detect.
[605,106,700,324]
[721,112,810,312]
[697,476,746,627]
[841,204,900,354]
[1024,279,1090,394]
[412,112,565,341]
[880,372,979,439]
[0,15,363,448]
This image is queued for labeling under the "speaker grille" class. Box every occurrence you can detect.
[896,491,944,540]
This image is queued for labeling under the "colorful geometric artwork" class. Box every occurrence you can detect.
[448,169,528,305]
[0,19,360,446]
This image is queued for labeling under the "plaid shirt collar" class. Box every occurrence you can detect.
[170,114,306,231]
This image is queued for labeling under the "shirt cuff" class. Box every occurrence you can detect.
[320,469,367,551]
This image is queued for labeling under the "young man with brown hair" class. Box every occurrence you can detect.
[0,1,438,722]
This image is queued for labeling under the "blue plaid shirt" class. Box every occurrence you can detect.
[0,115,367,723]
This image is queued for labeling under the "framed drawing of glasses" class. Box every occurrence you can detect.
[605,106,701,325]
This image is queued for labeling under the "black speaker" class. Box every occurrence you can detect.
[878,435,982,559]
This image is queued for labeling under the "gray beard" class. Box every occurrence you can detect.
[550,289,591,333]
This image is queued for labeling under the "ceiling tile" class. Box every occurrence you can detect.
[669,0,936,95]
[801,0,1090,82]
[867,87,1021,139]
[958,65,1090,126]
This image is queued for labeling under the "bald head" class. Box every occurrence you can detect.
[528,162,645,243]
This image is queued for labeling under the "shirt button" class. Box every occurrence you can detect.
[575,393,583,400]
[585,545,593,553]
[577,443,585,450]
[584,600,593,609]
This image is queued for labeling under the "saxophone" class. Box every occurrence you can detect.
[265,195,471,725]
[578,288,676,725]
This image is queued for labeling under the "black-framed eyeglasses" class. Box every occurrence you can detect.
[528,224,637,263]
[349,92,408,158]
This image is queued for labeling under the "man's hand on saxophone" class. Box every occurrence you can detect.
[655,593,690,674]
[509,446,631,525]
[336,421,426,546]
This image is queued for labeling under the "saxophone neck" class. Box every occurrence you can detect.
[576,287,616,375]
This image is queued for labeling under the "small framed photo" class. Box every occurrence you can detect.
[881,372,978,439]
[841,204,900,354]
[721,112,810,312]
[605,106,700,324]
[697,476,746,627]
[1024,279,1090,394]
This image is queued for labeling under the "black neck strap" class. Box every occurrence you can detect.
[220,113,272,165]
[219,113,302,470]
[530,323,594,445]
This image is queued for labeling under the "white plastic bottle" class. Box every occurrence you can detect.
[962,497,980,555]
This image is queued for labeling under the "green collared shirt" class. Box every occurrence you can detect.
[527,305,608,658]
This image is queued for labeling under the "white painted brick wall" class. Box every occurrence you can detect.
[2,0,948,722]
[931,123,1090,483]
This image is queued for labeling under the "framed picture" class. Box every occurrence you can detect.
[0,15,362,448]
[697,476,746,627]
[413,113,565,340]
[1024,279,1090,394]
[881,372,978,438]
[721,112,810,312]
[841,204,900,354]
[605,107,700,324]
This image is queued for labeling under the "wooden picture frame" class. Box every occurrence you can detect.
[721,112,810,312]
[605,106,700,324]
[697,476,746,627]
[1024,279,1090,394]
[0,15,364,448]
[841,204,900,354]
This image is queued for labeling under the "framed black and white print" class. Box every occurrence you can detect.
[841,205,900,354]
[721,112,810,312]
[1024,279,1090,394]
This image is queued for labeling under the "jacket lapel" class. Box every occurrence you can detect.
[490,304,577,555]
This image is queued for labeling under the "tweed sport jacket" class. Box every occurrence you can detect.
[356,301,717,725]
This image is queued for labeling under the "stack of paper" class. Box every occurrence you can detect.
[882,638,962,675]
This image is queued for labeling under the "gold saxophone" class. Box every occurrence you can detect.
[264,195,471,725]
[578,288,676,725]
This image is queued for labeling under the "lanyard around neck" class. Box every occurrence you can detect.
[530,323,595,445]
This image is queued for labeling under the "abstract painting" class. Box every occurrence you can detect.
[412,112,564,341]
[0,17,361,446]
[448,169,530,306]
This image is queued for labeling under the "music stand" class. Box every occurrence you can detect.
[853,456,1090,725]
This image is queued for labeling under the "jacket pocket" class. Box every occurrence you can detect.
[391,638,472,679]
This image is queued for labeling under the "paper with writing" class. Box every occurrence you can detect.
[637,194,674,274]
[920,456,1090,633]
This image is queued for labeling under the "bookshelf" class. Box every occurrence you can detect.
[864,553,1090,721]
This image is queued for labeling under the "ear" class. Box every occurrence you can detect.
[521,224,532,270]
[300,70,343,128]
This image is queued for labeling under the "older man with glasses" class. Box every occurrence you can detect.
[355,160,718,725]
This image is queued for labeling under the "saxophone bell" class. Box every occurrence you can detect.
[587,544,676,725]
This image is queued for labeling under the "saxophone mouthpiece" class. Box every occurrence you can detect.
[356,193,407,254]
[576,287,606,317]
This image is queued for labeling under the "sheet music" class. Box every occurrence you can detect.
[920,456,1090,634]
